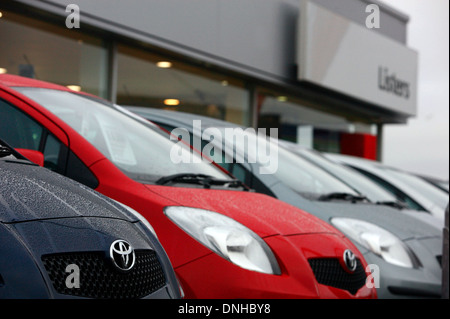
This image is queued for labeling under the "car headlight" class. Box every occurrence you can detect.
[164,206,281,275]
[331,218,420,268]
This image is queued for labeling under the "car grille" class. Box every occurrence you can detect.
[308,258,367,295]
[42,250,166,299]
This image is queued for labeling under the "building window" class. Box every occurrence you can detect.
[116,45,250,126]
[0,10,109,98]
[256,90,377,154]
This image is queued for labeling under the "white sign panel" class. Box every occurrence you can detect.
[298,0,418,116]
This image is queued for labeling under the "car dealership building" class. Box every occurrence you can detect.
[0,0,418,160]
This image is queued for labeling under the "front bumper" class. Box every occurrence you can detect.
[3,217,181,299]
[360,236,442,299]
[175,233,377,299]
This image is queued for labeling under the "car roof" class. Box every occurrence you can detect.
[125,106,245,129]
[0,74,100,100]
[325,152,404,172]
[0,74,72,91]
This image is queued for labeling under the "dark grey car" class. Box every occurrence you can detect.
[0,139,181,299]
[127,106,443,299]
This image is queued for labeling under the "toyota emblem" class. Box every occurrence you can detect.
[343,249,357,273]
[110,240,136,272]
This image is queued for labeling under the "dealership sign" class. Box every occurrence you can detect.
[298,0,418,116]
[378,66,411,100]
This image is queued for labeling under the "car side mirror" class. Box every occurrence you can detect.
[15,148,45,167]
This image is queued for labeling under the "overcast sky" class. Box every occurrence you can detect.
[378,0,449,180]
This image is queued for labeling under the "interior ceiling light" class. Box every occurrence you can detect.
[164,99,180,106]
[0,68,7,74]
[0,12,3,18]
[156,61,172,68]
[67,85,82,92]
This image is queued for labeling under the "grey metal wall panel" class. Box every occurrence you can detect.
[312,0,408,43]
[17,0,297,81]
[13,0,408,83]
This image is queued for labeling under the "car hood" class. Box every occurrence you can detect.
[301,200,442,241]
[267,182,443,241]
[0,160,136,223]
[144,184,340,237]
[9,216,154,256]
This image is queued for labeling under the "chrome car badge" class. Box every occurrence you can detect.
[110,240,136,271]
[343,249,357,273]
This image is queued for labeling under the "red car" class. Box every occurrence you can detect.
[0,74,376,299]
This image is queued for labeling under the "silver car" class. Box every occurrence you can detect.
[326,153,449,223]
[127,106,444,299]
[277,140,443,231]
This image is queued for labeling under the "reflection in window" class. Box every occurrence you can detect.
[0,10,109,98]
[15,87,231,183]
[382,167,449,211]
[0,98,43,150]
[43,134,62,171]
[256,92,377,153]
[116,45,250,126]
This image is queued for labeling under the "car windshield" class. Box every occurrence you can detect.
[438,181,449,192]
[14,87,231,183]
[380,166,449,211]
[216,128,359,198]
[295,148,398,203]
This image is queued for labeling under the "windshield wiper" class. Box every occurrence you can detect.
[0,139,41,165]
[0,139,23,160]
[155,173,250,190]
[318,192,370,203]
[376,200,407,210]
[0,145,13,158]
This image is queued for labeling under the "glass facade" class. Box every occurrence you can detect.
[116,45,250,126]
[0,6,378,155]
[256,90,377,153]
[0,10,109,98]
